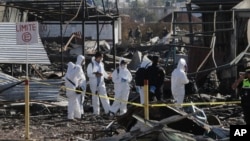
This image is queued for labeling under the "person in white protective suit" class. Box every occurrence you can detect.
[171,58,189,105]
[110,58,132,115]
[65,62,85,120]
[75,55,87,116]
[134,55,152,104]
[87,52,111,115]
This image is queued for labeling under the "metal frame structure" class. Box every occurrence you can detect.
[0,0,120,74]
[1,0,119,21]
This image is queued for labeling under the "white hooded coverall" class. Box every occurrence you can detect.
[110,59,132,115]
[171,58,189,105]
[65,62,84,119]
[87,57,110,115]
[75,55,87,115]
[136,56,152,104]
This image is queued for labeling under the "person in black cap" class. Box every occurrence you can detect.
[232,67,250,124]
[86,52,111,116]
[146,55,166,101]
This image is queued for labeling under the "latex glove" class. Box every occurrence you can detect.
[135,86,140,93]
[150,85,156,93]
[94,72,103,77]
[121,78,127,82]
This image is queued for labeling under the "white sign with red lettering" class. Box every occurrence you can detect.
[16,22,38,45]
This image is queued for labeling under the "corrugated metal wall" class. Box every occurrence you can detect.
[0,22,50,64]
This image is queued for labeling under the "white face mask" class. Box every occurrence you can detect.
[121,64,126,69]
[81,61,85,65]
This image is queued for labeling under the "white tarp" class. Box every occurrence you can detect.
[233,0,250,9]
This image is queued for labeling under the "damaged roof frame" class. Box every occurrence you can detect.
[167,0,249,77]
[1,0,120,74]
[1,0,120,21]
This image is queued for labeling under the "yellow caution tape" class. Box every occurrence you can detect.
[150,101,241,107]
[58,84,242,108]
[30,79,241,108]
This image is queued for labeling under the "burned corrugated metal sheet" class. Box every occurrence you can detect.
[191,0,241,10]
[0,72,21,92]
[0,22,50,64]
[0,79,63,102]
[0,72,62,101]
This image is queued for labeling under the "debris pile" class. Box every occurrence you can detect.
[0,40,245,140]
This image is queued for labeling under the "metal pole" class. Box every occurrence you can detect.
[96,15,100,51]
[25,44,30,141]
[186,3,193,45]
[82,0,85,55]
[112,20,116,69]
[101,0,106,13]
[172,12,176,67]
[60,0,64,76]
[233,10,238,98]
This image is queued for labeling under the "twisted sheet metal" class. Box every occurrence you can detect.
[0,72,20,91]
[0,72,63,101]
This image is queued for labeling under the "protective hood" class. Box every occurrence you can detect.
[67,65,82,86]
[119,57,127,65]
[177,58,187,71]
[73,66,84,79]
[112,58,132,83]
[64,62,75,80]
[119,57,128,70]
[119,57,123,65]
[76,55,85,65]
[140,56,152,68]
[67,62,75,72]
[91,56,95,63]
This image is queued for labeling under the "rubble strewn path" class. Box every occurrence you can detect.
[0,98,245,141]
[0,102,124,141]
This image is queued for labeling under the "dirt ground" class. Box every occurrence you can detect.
[0,100,245,141]
[0,101,126,141]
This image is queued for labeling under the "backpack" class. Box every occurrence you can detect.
[135,67,146,86]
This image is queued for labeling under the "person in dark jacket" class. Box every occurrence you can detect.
[135,26,142,43]
[232,67,250,124]
[146,27,153,41]
[162,26,169,38]
[135,55,152,104]
[146,55,165,101]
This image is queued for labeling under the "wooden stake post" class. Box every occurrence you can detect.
[144,80,149,120]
